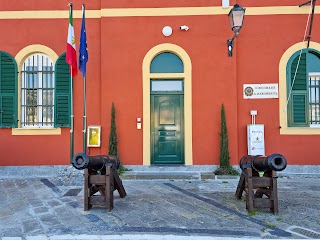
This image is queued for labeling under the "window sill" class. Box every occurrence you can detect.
[12,128,61,135]
[280,126,320,135]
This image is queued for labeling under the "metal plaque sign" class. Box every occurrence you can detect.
[243,84,278,99]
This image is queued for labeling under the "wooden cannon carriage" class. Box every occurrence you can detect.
[72,153,126,211]
[235,154,287,214]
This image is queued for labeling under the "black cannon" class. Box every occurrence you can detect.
[239,153,287,172]
[71,152,126,212]
[236,153,287,214]
[72,153,121,171]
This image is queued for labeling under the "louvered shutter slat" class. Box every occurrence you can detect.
[0,52,17,128]
[54,53,71,127]
[288,52,309,127]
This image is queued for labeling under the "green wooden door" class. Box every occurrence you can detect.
[151,95,184,164]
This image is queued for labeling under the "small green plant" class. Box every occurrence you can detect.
[214,104,239,176]
[214,167,239,175]
[265,222,276,228]
[276,217,283,221]
[248,210,258,217]
[261,227,267,232]
[117,163,129,176]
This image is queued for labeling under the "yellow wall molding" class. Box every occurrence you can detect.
[12,128,61,135]
[101,7,229,17]
[0,6,318,19]
[246,6,317,15]
[14,45,59,131]
[0,10,101,19]
[279,41,320,135]
[142,43,193,166]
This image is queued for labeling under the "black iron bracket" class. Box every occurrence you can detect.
[299,1,311,7]
[227,32,239,57]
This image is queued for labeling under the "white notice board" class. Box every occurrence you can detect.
[247,124,265,155]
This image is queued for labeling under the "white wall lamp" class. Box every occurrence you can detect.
[227,4,246,57]
[162,26,173,37]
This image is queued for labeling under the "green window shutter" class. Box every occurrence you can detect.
[0,52,17,128]
[54,53,71,127]
[291,53,307,90]
[289,92,308,126]
[287,52,308,127]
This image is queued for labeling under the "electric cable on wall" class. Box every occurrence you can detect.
[284,1,313,112]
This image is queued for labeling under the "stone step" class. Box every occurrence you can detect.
[121,171,216,180]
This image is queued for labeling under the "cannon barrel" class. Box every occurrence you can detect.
[239,153,287,172]
[72,153,121,171]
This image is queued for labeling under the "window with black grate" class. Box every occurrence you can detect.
[21,54,54,127]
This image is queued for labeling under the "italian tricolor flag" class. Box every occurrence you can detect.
[66,5,78,77]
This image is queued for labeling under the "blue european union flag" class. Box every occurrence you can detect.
[79,5,88,77]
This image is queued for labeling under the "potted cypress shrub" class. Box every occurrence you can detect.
[108,102,127,174]
[214,104,238,175]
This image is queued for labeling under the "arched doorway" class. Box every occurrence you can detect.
[142,43,192,165]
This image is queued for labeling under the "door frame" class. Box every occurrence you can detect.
[142,43,192,165]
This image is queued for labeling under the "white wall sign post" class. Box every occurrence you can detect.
[247,124,265,156]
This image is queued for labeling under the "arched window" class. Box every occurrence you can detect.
[287,49,320,127]
[21,54,54,127]
[150,52,184,73]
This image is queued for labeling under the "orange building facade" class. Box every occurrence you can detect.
[1,0,320,171]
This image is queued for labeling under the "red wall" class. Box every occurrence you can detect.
[1,1,320,166]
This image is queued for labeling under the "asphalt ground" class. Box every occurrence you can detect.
[0,175,320,239]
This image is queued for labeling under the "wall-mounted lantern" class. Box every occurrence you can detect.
[227,4,246,57]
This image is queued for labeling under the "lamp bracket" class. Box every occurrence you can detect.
[227,32,239,57]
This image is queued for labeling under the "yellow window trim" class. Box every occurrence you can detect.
[12,128,61,136]
[143,43,193,166]
[279,41,320,135]
[13,45,59,133]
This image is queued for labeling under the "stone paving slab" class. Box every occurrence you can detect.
[0,235,315,240]
[0,176,320,239]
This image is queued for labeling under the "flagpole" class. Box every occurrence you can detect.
[83,75,87,154]
[70,68,74,162]
[68,2,74,163]
[80,3,88,154]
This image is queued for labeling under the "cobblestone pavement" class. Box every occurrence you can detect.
[0,175,320,239]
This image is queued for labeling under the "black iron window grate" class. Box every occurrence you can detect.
[21,54,54,127]
[309,75,320,125]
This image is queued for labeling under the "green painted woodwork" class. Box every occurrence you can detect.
[290,52,307,91]
[290,92,308,126]
[286,49,320,127]
[151,94,184,164]
[0,51,17,128]
[150,52,184,73]
[54,53,71,127]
